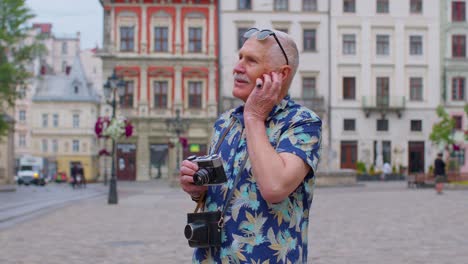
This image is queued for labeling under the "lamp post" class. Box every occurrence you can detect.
[165,109,190,181]
[103,69,126,204]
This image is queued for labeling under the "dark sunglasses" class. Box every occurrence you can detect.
[243,27,289,65]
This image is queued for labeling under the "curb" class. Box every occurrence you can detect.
[0,185,16,192]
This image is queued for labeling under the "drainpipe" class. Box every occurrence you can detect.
[327,0,332,172]
[217,0,222,116]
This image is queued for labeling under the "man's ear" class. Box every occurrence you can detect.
[280,65,292,82]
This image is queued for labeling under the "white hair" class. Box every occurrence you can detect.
[267,30,299,85]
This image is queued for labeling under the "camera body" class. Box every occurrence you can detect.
[185,211,222,248]
[188,154,227,186]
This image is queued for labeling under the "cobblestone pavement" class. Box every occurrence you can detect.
[0,181,467,264]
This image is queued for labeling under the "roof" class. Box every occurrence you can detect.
[32,55,101,103]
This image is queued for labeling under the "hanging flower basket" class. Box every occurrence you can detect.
[102,116,134,141]
[98,149,111,156]
[94,117,111,138]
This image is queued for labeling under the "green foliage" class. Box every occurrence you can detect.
[429,105,455,148]
[369,164,375,174]
[356,161,367,174]
[0,0,44,136]
[392,165,397,173]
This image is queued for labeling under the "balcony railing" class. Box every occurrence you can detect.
[362,96,406,118]
[292,96,326,117]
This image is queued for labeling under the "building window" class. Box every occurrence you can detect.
[274,0,289,11]
[119,80,134,108]
[238,0,251,10]
[343,34,356,55]
[53,113,59,127]
[452,1,466,22]
[19,134,26,147]
[410,77,423,101]
[411,120,422,131]
[17,85,26,99]
[154,27,169,52]
[62,61,67,73]
[153,81,168,109]
[303,0,317,11]
[120,26,135,52]
[62,42,67,54]
[42,113,48,127]
[19,110,26,122]
[302,77,316,98]
[344,119,356,131]
[238,28,249,50]
[343,0,356,13]
[376,77,390,107]
[452,35,466,58]
[188,81,202,109]
[451,149,465,167]
[343,77,356,100]
[73,114,80,128]
[410,0,423,14]
[72,140,80,153]
[376,34,390,55]
[410,35,423,55]
[453,115,463,130]
[42,139,48,153]
[276,28,288,34]
[377,119,389,131]
[452,77,465,101]
[74,86,79,94]
[52,139,58,153]
[376,0,389,13]
[188,27,202,53]
[303,29,316,51]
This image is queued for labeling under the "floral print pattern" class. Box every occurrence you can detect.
[193,96,322,264]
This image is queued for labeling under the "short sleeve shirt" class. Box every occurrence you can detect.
[193,96,322,264]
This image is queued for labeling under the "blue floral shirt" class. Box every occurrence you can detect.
[193,96,322,264]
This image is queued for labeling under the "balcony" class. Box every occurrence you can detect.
[362,96,406,118]
[292,96,326,118]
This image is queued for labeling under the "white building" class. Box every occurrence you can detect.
[440,0,468,173]
[220,0,330,170]
[330,0,441,174]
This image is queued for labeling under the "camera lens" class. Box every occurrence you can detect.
[193,168,211,185]
[184,222,208,241]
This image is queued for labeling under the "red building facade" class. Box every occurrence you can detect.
[99,0,219,181]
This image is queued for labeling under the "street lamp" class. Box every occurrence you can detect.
[103,69,126,204]
[166,109,190,181]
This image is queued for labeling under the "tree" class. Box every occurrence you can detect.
[0,0,43,136]
[429,105,455,150]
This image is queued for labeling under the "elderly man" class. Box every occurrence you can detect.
[180,28,322,263]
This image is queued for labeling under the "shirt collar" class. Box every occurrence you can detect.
[230,95,291,127]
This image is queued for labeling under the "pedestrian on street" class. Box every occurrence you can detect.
[179,28,322,263]
[434,152,447,194]
[71,164,78,189]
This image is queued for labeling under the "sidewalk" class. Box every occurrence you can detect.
[0,184,16,192]
[0,179,194,264]
[1,180,467,264]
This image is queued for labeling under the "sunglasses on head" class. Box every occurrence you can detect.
[243,27,289,65]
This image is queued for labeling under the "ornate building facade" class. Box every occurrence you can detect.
[98,0,219,181]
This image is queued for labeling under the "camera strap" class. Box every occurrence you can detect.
[194,118,236,214]
[218,152,249,228]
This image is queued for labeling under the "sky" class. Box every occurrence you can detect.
[26,0,103,50]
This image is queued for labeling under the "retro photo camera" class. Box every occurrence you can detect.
[187,154,227,186]
[184,211,222,248]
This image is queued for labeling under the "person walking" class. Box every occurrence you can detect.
[434,153,446,194]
